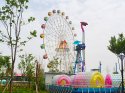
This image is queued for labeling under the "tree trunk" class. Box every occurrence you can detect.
[35,61,38,93]
[35,82,38,93]
[9,62,14,93]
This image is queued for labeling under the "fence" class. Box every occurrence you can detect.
[46,84,120,93]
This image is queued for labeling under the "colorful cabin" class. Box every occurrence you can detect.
[41,24,46,29]
[66,16,69,19]
[44,17,48,21]
[41,44,45,49]
[62,12,65,16]
[43,54,48,59]
[53,10,56,13]
[48,12,52,16]
[40,34,44,38]
[72,27,75,30]
[74,33,77,37]
[57,10,61,14]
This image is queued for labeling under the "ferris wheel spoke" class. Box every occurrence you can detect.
[46,21,62,38]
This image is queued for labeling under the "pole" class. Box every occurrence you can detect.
[116,63,118,73]
[121,57,124,93]
[80,22,88,72]
[82,30,85,72]
[119,53,125,93]
[99,62,102,73]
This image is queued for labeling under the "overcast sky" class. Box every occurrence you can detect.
[0,0,125,74]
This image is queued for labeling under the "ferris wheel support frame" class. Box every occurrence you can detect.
[74,43,85,73]
[74,22,88,73]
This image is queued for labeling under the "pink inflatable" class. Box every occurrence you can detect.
[56,75,71,86]
[105,74,112,88]
[72,72,91,88]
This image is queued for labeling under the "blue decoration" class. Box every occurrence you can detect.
[73,40,81,45]
[76,43,85,51]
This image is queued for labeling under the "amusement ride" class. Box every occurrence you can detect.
[40,10,124,93]
[40,10,76,73]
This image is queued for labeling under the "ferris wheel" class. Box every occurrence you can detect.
[40,10,76,73]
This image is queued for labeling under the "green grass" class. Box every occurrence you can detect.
[0,87,49,93]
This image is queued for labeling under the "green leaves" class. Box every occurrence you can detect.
[0,55,11,77]
[1,16,5,20]
[47,57,60,72]
[28,17,35,23]
[0,6,13,21]
[5,0,29,7]
[108,33,125,55]
[18,54,35,76]
[30,30,37,37]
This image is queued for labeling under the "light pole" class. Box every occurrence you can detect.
[118,53,125,93]
[99,61,102,73]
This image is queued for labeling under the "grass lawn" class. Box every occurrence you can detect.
[0,90,49,93]
[0,87,49,93]
[40,90,49,93]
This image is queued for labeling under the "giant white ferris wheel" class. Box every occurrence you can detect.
[40,10,76,73]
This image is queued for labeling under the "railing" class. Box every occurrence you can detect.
[46,84,73,93]
[46,84,119,93]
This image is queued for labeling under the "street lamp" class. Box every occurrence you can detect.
[118,53,125,93]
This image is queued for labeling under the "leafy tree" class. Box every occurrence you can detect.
[35,61,45,92]
[47,57,60,72]
[108,33,125,73]
[0,56,11,78]
[108,33,125,55]
[0,0,36,92]
[18,54,35,87]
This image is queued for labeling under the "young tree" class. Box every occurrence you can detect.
[108,33,125,74]
[35,60,45,92]
[108,33,125,55]
[18,54,35,87]
[0,0,36,92]
[47,57,60,72]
